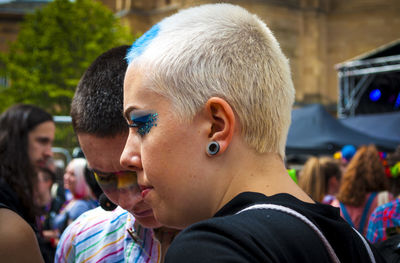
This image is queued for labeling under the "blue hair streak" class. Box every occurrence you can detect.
[126,23,160,64]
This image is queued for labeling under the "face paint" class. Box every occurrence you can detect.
[129,112,158,136]
[126,23,160,64]
[93,170,139,193]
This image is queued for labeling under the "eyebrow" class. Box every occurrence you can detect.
[36,136,52,143]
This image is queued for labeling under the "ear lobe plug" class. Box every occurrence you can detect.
[207,141,220,155]
[99,193,117,211]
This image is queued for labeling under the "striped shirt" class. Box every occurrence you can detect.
[55,206,161,263]
[366,198,400,243]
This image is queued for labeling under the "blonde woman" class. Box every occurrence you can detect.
[120,4,384,262]
[299,157,342,204]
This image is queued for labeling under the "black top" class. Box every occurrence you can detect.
[0,177,56,262]
[165,192,385,263]
[0,177,36,230]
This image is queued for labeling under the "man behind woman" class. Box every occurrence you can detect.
[56,45,178,263]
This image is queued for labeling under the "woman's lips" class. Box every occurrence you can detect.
[139,185,152,199]
[141,188,151,199]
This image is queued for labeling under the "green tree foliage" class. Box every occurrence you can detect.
[0,0,134,115]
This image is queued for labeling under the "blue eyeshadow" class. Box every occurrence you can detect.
[130,113,158,136]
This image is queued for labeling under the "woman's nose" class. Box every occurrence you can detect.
[117,187,142,210]
[120,132,142,171]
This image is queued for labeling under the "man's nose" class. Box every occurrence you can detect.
[44,145,53,158]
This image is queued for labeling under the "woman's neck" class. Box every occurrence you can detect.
[218,150,314,211]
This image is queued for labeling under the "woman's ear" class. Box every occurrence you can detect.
[204,97,235,155]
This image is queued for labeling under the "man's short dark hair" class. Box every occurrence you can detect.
[71,45,130,137]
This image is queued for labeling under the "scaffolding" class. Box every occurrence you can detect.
[336,40,400,118]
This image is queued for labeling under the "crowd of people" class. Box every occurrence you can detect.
[1,3,399,263]
[0,104,99,262]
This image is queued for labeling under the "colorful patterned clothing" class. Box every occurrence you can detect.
[55,206,160,263]
[366,198,400,243]
[53,199,98,233]
[331,192,394,236]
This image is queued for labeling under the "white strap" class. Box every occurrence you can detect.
[237,204,376,263]
[237,204,341,263]
[352,227,376,263]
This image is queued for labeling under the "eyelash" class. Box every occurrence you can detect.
[129,113,158,136]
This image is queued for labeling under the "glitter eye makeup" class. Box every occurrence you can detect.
[93,171,139,192]
[129,112,158,136]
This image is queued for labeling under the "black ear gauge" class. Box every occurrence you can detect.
[99,193,117,211]
[207,141,220,155]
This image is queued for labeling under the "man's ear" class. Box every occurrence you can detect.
[204,97,235,155]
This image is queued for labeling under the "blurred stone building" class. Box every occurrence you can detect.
[1,0,399,107]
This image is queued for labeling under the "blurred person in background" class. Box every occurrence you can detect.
[48,159,68,208]
[53,158,97,234]
[34,160,64,262]
[298,156,342,204]
[332,145,393,236]
[0,104,55,262]
[367,145,400,243]
[334,144,357,174]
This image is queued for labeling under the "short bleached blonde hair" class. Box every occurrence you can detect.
[126,3,295,159]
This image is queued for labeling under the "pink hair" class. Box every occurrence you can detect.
[68,158,91,199]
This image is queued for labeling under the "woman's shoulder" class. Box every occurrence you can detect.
[0,208,44,262]
[167,208,330,263]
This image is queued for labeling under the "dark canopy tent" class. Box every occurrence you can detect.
[340,111,400,143]
[286,104,397,155]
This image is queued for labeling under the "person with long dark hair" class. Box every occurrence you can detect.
[56,46,179,263]
[0,104,55,262]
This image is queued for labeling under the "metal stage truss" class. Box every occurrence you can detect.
[336,40,400,118]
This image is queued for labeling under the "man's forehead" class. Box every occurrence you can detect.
[84,152,121,174]
[77,133,126,173]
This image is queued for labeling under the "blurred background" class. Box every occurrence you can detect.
[1,0,399,170]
